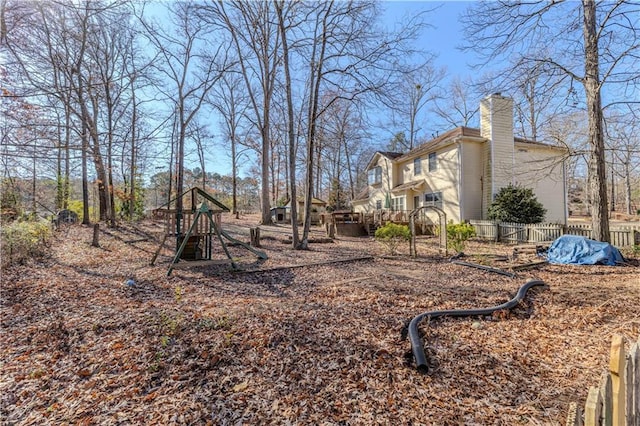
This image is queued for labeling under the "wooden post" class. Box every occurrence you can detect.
[91,223,100,247]
[565,402,583,426]
[584,386,602,426]
[627,338,639,426]
[600,372,613,426]
[609,335,625,426]
[250,227,261,247]
[326,223,335,239]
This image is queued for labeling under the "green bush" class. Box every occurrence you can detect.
[67,199,97,223]
[487,184,546,223]
[1,219,52,268]
[446,221,476,253]
[375,222,410,255]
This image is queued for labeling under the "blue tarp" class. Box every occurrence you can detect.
[546,235,624,266]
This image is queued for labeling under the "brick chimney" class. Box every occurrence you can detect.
[480,93,515,218]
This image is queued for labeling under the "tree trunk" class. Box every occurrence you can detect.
[623,162,632,215]
[81,117,90,225]
[249,227,261,247]
[129,80,137,221]
[92,223,100,247]
[175,114,186,241]
[275,1,299,247]
[582,0,610,242]
[342,132,355,201]
[63,107,70,210]
[260,115,272,225]
[610,164,615,212]
[231,131,238,215]
[301,4,331,249]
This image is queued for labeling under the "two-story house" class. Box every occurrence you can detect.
[352,93,568,224]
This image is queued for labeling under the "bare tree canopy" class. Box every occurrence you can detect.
[462,0,640,242]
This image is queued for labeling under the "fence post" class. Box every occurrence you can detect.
[609,335,625,426]
[585,386,602,426]
[628,338,639,426]
[566,402,583,426]
[600,372,613,426]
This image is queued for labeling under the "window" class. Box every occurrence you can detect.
[428,152,437,172]
[413,157,421,175]
[368,166,382,185]
[376,200,382,210]
[424,191,443,210]
[391,196,405,212]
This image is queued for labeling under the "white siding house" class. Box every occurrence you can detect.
[352,93,568,224]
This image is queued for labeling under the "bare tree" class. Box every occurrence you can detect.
[462,0,640,242]
[138,2,227,236]
[389,65,444,150]
[205,0,280,225]
[296,0,427,248]
[606,109,640,215]
[316,95,367,202]
[431,76,480,131]
[209,72,250,217]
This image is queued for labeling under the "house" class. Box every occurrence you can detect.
[352,93,568,224]
[285,197,327,225]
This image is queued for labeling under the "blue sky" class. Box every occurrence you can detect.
[178,1,478,178]
[381,1,473,79]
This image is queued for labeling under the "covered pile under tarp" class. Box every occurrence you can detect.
[546,235,624,266]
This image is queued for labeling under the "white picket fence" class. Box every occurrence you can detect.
[566,334,640,426]
[470,220,640,247]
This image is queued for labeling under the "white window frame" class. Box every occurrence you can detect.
[428,152,437,172]
[413,157,421,175]
[424,191,443,210]
[368,166,382,185]
[391,196,405,212]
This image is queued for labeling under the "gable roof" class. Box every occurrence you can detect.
[395,126,565,162]
[391,179,426,194]
[155,187,230,213]
[395,127,483,162]
[351,186,369,202]
[365,151,404,170]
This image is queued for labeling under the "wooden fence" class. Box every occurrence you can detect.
[566,334,639,426]
[470,220,640,247]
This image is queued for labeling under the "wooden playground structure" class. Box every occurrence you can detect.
[151,187,267,276]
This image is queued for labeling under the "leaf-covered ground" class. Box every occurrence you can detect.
[1,215,639,425]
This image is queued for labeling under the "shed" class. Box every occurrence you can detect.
[270,206,289,224]
[286,197,327,225]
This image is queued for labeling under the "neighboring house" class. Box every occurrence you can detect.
[286,197,327,224]
[352,93,568,224]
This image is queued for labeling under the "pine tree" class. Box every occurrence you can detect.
[327,178,347,212]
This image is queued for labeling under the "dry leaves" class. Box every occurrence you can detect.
[1,215,638,425]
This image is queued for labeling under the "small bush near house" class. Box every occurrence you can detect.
[375,222,410,255]
[487,184,546,223]
[446,221,476,253]
[1,219,52,268]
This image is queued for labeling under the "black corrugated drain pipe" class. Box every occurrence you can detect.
[407,279,547,373]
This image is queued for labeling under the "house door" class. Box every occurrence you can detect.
[413,196,420,210]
